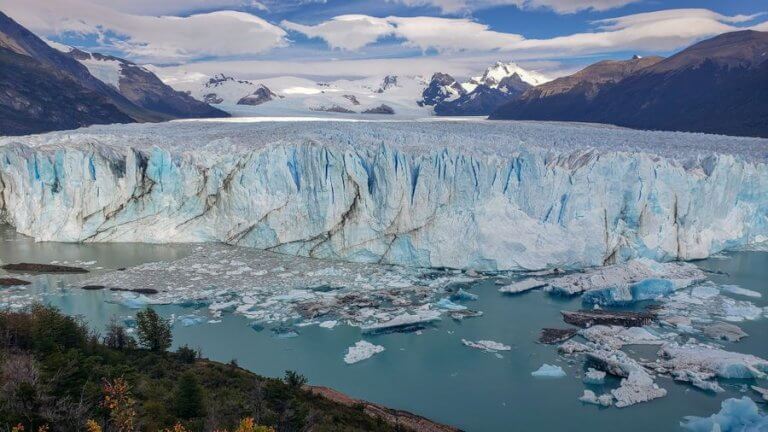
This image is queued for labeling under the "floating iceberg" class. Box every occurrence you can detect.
[658,343,768,380]
[175,314,206,327]
[681,397,768,432]
[721,285,762,299]
[531,364,566,378]
[435,298,467,311]
[498,278,547,294]
[461,339,512,353]
[344,340,385,364]
[579,390,613,407]
[2,120,767,271]
[583,368,607,385]
[548,259,705,296]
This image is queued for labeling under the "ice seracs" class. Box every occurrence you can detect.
[2,120,767,272]
[344,340,385,364]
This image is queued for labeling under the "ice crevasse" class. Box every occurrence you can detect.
[0,120,767,271]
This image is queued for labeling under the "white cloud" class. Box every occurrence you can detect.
[1,0,286,61]
[281,15,394,50]
[388,0,641,15]
[84,0,267,15]
[283,9,768,56]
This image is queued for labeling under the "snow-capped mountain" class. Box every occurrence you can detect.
[160,70,431,117]
[66,48,227,120]
[420,61,550,116]
[468,61,551,90]
[153,60,549,118]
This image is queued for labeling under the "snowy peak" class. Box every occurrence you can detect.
[420,72,466,106]
[470,61,550,88]
[236,84,281,106]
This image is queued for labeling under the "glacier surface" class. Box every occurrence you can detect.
[1,119,767,271]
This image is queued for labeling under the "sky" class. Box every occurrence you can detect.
[1,0,767,80]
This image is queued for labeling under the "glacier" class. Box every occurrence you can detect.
[1,119,767,271]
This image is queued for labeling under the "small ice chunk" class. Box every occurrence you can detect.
[450,288,478,301]
[176,314,205,327]
[435,298,467,311]
[461,339,511,352]
[611,370,667,408]
[721,285,762,298]
[531,364,566,378]
[583,368,607,385]
[681,397,768,431]
[499,278,547,294]
[319,320,338,329]
[579,390,613,407]
[344,340,385,364]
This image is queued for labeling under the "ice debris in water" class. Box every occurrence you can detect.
[344,341,385,364]
[175,314,206,327]
[85,245,472,331]
[583,368,607,385]
[319,320,338,329]
[721,285,762,299]
[547,258,705,296]
[657,343,768,380]
[498,278,547,294]
[531,364,566,378]
[579,390,613,407]
[435,298,467,311]
[681,397,768,432]
[582,278,676,306]
[450,288,478,301]
[656,283,766,324]
[461,339,512,353]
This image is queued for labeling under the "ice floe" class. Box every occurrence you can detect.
[579,390,613,407]
[583,368,607,385]
[85,245,473,331]
[681,397,768,431]
[344,340,385,364]
[461,339,512,353]
[531,364,566,378]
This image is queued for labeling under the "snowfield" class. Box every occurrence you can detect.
[0,119,767,271]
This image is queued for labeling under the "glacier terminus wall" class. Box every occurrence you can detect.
[0,119,766,271]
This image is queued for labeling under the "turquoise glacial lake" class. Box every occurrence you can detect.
[1,225,766,431]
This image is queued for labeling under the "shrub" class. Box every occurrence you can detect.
[174,371,204,419]
[135,308,172,352]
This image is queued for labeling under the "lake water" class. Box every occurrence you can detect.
[1,224,766,431]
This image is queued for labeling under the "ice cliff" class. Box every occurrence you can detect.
[1,119,767,271]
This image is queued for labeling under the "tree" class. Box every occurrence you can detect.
[174,371,204,419]
[104,318,134,350]
[283,371,307,391]
[135,308,171,352]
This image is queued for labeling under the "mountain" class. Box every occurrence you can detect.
[490,56,663,120]
[236,84,281,105]
[427,61,548,116]
[492,30,768,138]
[163,72,432,117]
[0,11,226,136]
[419,72,466,106]
[0,44,134,135]
[68,49,228,119]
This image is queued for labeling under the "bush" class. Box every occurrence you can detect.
[175,345,198,364]
[104,318,135,350]
[135,308,172,352]
[283,371,307,391]
[174,371,204,419]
